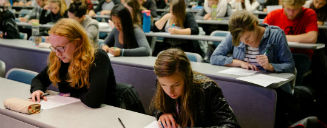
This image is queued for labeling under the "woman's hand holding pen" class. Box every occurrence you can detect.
[30,90,47,103]
[256,55,274,72]
[158,113,179,128]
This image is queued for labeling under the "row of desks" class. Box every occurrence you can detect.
[16,22,326,50]
[0,39,295,128]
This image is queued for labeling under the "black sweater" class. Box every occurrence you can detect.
[30,50,117,108]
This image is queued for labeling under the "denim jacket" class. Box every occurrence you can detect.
[210,24,295,73]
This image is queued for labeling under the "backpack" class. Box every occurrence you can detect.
[0,9,20,39]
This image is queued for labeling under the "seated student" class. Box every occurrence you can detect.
[19,0,47,23]
[101,4,151,56]
[152,48,240,128]
[0,8,20,39]
[304,0,327,26]
[12,0,32,6]
[125,0,143,26]
[196,0,228,20]
[68,1,99,46]
[229,0,260,12]
[30,18,117,108]
[39,0,67,24]
[264,0,318,85]
[139,0,158,17]
[71,0,94,13]
[210,10,294,73]
[88,0,119,16]
[153,0,203,56]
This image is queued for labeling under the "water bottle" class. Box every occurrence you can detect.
[31,22,41,46]
[211,5,217,20]
[142,10,151,33]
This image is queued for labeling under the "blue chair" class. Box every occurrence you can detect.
[185,52,203,62]
[5,68,38,85]
[210,30,230,47]
[0,60,5,78]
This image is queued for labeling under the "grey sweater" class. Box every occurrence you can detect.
[82,16,99,46]
[103,27,151,56]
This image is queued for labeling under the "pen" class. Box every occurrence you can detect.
[118,117,126,128]
[263,49,268,55]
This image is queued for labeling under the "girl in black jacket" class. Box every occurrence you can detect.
[152,48,240,128]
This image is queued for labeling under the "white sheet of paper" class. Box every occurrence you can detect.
[144,121,159,128]
[40,95,80,109]
[236,74,288,87]
[218,68,258,76]
[108,53,114,57]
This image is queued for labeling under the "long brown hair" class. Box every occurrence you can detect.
[153,48,196,127]
[48,18,95,88]
[170,0,185,27]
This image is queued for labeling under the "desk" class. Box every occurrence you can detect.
[0,78,156,128]
[0,39,295,128]
[288,42,325,50]
[145,32,225,42]
[156,8,201,13]
[0,5,34,9]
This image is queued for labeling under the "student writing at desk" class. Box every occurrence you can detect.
[210,11,294,73]
[210,11,296,127]
[152,48,240,128]
[101,4,151,56]
[39,0,67,24]
[30,18,117,108]
[196,0,228,20]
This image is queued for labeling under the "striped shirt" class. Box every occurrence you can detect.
[244,46,260,67]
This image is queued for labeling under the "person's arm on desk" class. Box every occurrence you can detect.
[30,67,52,102]
[286,31,318,44]
[101,28,116,52]
[155,13,171,30]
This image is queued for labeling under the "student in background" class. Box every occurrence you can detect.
[155,0,167,9]
[0,8,20,39]
[39,0,67,24]
[152,48,240,128]
[304,0,327,25]
[210,10,294,74]
[30,18,117,108]
[153,0,203,56]
[125,0,143,26]
[19,0,48,23]
[88,0,119,16]
[139,0,158,17]
[101,4,151,56]
[196,0,228,20]
[68,1,99,46]
[229,0,259,12]
[264,0,318,85]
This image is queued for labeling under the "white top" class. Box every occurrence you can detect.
[230,0,260,12]
[204,0,228,17]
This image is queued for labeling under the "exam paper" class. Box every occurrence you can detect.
[236,74,288,87]
[218,68,258,76]
[144,121,159,128]
[40,95,80,109]
[108,53,114,57]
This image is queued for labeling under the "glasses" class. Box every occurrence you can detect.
[49,43,69,53]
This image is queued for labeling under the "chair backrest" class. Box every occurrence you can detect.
[185,52,203,62]
[210,30,230,47]
[5,68,38,85]
[115,82,145,114]
[0,60,5,78]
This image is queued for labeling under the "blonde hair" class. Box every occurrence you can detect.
[48,0,67,16]
[48,18,95,88]
[228,10,258,46]
[153,48,196,127]
[282,0,305,8]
